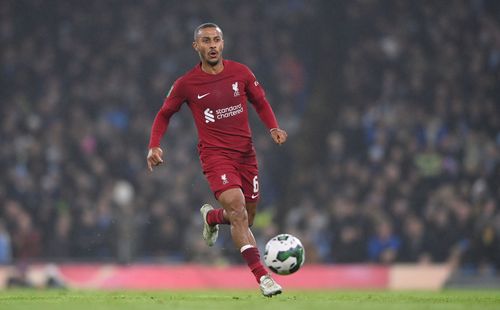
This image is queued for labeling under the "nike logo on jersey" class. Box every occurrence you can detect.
[197,93,210,99]
[251,194,259,199]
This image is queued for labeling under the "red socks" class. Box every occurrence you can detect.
[206,208,229,225]
[241,246,268,283]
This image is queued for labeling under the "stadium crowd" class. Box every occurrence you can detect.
[1,0,499,273]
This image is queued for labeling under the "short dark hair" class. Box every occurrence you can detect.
[194,23,223,40]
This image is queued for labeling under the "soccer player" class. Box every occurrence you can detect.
[146,23,288,297]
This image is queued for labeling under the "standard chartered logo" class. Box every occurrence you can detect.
[204,108,215,123]
[204,104,243,124]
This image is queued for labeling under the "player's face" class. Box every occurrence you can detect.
[193,27,224,66]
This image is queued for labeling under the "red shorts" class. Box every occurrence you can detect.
[199,150,260,202]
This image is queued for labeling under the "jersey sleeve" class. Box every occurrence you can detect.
[243,66,279,130]
[148,79,186,148]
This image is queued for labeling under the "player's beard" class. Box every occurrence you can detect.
[205,49,221,67]
[206,58,220,66]
[205,54,221,66]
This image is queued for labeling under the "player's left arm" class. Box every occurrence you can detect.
[252,96,287,145]
[244,67,288,145]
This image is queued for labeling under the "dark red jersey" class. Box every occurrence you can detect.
[149,60,279,154]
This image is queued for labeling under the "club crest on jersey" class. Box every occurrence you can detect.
[221,174,228,184]
[232,82,240,97]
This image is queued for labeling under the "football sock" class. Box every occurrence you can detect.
[241,245,268,283]
[206,208,229,225]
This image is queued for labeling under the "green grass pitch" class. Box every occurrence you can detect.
[0,289,499,310]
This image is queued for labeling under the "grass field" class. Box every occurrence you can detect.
[0,289,499,310]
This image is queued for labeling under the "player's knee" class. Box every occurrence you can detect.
[226,206,248,224]
[219,189,248,224]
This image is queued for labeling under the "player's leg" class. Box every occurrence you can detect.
[204,190,282,296]
[202,191,281,296]
[199,187,234,247]
[246,201,257,227]
[203,200,255,227]
[200,203,221,247]
[201,200,257,246]
[199,157,281,296]
[200,154,256,231]
[226,169,281,296]
[240,169,259,248]
[218,187,255,247]
[239,199,282,296]
[243,201,258,245]
[199,159,234,246]
[200,163,258,245]
[203,204,229,226]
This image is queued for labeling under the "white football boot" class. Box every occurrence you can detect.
[200,204,219,246]
[259,274,283,297]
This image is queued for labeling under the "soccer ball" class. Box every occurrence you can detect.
[263,234,305,275]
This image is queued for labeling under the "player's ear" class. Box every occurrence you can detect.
[192,41,199,52]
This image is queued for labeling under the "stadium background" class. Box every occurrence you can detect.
[0,0,499,289]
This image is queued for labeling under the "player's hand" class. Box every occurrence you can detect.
[147,147,164,172]
[270,128,288,145]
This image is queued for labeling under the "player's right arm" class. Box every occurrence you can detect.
[147,80,185,172]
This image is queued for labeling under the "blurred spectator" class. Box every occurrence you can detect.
[0,220,12,264]
[72,208,114,259]
[45,212,72,259]
[11,211,42,260]
[398,216,429,263]
[368,220,401,264]
[468,199,500,272]
[332,225,366,263]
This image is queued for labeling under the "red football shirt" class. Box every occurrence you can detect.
[149,60,279,154]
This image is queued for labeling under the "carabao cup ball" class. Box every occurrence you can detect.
[264,234,305,275]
